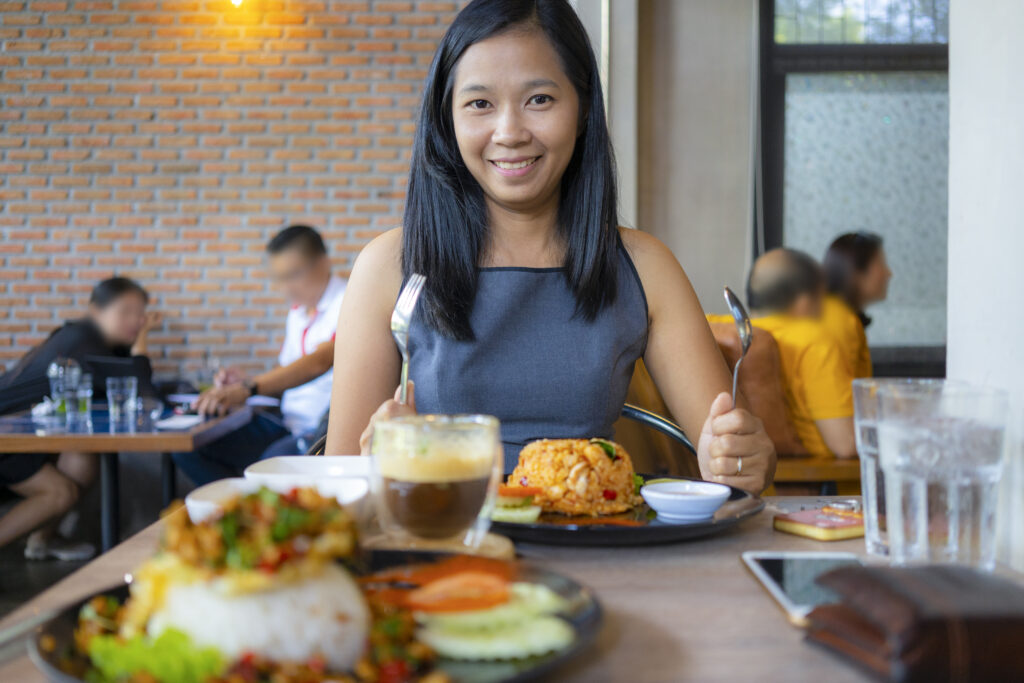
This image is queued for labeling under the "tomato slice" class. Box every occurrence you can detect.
[405,571,510,613]
[498,484,543,498]
[363,555,517,585]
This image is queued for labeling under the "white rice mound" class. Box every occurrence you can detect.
[147,563,369,671]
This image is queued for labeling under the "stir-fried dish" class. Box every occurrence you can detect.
[51,487,574,683]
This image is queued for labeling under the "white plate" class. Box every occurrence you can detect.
[244,455,371,483]
[640,480,732,522]
[185,474,369,523]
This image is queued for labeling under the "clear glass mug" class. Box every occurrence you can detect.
[370,415,502,548]
[852,378,950,557]
[877,382,1008,571]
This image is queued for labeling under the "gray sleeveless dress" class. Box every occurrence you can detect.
[408,245,649,470]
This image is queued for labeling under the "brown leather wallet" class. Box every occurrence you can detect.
[805,565,1024,682]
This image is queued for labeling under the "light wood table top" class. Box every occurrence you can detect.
[0,406,253,453]
[0,496,873,682]
[774,453,862,484]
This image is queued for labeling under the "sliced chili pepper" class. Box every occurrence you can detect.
[378,659,410,683]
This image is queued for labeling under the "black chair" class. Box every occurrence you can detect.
[304,404,696,456]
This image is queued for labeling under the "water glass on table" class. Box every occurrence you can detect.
[75,373,93,416]
[852,378,947,558]
[370,414,502,550]
[106,376,138,422]
[877,382,1008,571]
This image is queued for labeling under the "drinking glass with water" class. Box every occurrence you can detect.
[877,382,1008,571]
[853,378,948,558]
[106,376,139,422]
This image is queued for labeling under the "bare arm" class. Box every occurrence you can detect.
[253,338,335,397]
[816,417,857,458]
[622,228,776,492]
[325,229,405,455]
[130,311,162,357]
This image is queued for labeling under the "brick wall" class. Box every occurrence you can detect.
[0,0,462,378]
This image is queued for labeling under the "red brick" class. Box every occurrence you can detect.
[0,0,465,375]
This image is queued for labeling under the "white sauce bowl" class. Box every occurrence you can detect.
[640,480,732,522]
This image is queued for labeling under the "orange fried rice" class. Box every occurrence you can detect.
[508,439,641,516]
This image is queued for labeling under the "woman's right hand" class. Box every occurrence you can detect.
[359,381,416,455]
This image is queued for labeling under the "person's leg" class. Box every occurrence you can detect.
[55,451,98,489]
[260,433,302,459]
[173,413,291,486]
[0,463,77,549]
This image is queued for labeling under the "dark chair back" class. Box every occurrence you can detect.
[305,405,695,459]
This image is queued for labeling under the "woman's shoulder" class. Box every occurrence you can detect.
[822,295,862,333]
[616,226,686,285]
[347,228,404,309]
[617,225,670,258]
[50,319,105,347]
[356,227,403,272]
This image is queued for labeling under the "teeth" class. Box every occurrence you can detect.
[493,158,537,170]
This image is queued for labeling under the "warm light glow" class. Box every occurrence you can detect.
[231,0,242,6]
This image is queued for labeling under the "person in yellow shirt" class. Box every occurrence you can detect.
[744,248,856,459]
[822,232,892,378]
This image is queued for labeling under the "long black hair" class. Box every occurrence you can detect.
[824,232,883,326]
[402,0,618,340]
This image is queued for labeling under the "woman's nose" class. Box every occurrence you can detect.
[491,108,530,147]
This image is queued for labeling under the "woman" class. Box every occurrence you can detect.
[0,277,161,559]
[822,232,892,378]
[325,0,775,493]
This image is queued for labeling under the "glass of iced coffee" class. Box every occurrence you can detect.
[370,414,501,548]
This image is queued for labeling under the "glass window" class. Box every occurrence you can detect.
[774,0,949,45]
[782,72,948,346]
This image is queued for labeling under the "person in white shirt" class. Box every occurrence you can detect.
[173,225,345,485]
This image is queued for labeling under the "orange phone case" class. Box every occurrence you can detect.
[773,506,865,541]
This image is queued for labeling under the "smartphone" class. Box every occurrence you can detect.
[741,550,862,627]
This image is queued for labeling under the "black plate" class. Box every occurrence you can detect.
[492,476,765,546]
[28,550,602,683]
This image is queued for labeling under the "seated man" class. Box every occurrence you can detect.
[742,248,856,459]
[173,225,345,485]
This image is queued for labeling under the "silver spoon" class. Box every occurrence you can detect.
[723,287,753,409]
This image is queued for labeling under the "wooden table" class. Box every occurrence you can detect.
[0,406,252,551]
[774,454,862,495]
[0,497,876,682]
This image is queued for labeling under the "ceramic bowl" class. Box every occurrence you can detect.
[640,480,732,522]
[185,474,369,523]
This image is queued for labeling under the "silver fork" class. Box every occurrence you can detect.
[390,273,426,405]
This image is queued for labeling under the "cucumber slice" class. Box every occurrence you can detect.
[494,495,534,508]
[490,505,542,524]
[419,615,573,660]
[417,583,567,632]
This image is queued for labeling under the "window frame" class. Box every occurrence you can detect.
[756,0,949,253]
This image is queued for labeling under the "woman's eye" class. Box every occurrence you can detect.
[467,99,491,110]
[528,94,553,106]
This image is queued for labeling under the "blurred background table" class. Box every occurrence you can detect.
[0,497,875,682]
[0,405,252,551]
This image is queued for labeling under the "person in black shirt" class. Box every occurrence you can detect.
[0,277,161,560]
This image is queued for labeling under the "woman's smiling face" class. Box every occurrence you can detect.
[451,27,580,214]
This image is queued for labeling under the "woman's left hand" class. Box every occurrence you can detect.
[194,383,250,417]
[697,392,776,494]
